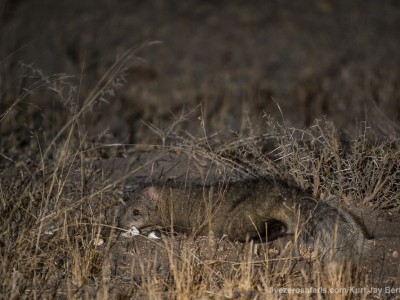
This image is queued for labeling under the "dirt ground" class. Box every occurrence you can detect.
[2,0,400,142]
[1,0,400,298]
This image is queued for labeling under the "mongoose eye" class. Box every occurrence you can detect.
[132,209,141,216]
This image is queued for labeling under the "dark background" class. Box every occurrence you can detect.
[1,0,400,152]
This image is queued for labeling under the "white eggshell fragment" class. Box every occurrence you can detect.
[121,226,140,237]
[93,238,104,246]
[148,231,161,239]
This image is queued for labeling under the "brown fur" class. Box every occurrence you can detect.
[118,177,370,262]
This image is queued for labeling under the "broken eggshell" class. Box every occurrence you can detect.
[148,231,161,239]
[121,225,140,237]
[93,238,105,246]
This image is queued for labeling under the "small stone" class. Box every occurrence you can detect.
[392,251,399,259]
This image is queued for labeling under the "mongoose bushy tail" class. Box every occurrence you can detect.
[118,177,371,262]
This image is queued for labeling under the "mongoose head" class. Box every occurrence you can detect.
[118,186,160,230]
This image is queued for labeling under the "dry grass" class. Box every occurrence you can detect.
[1,47,399,299]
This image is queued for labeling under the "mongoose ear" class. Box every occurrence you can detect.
[142,186,159,208]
